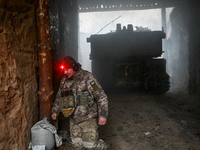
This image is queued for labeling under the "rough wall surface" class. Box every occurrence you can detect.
[165,5,189,93]
[49,0,78,99]
[57,0,78,60]
[0,0,38,149]
[188,1,200,95]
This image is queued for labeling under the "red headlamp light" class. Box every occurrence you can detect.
[60,63,72,70]
[60,65,65,69]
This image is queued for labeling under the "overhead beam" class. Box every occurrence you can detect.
[78,0,188,13]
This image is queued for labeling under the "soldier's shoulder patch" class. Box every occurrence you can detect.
[90,81,99,91]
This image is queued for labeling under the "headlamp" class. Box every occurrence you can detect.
[60,65,65,69]
[60,63,72,70]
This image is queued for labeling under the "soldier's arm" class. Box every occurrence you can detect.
[52,78,65,115]
[86,73,108,119]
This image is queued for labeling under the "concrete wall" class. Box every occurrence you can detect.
[0,0,38,149]
[165,5,189,93]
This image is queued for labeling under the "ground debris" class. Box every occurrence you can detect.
[57,88,200,150]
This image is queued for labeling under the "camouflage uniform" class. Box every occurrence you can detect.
[52,68,109,150]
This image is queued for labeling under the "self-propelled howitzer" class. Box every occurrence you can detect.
[87,24,170,94]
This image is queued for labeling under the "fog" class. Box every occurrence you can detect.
[78,8,173,72]
[78,7,192,93]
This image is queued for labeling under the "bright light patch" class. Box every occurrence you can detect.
[78,8,173,72]
[60,65,64,69]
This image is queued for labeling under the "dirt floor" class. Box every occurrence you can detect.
[56,86,200,150]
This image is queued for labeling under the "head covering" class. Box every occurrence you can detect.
[62,56,80,71]
[63,56,76,68]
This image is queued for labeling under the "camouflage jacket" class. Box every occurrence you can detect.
[52,68,108,123]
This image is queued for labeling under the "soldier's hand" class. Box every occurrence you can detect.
[52,113,57,120]
[98,117,107,125]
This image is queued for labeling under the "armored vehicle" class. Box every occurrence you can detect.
[87,24,170,94]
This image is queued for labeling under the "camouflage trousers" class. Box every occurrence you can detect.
[70,118,108,150]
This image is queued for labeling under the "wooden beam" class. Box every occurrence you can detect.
[36,0,53,122]
[78,0,188,12]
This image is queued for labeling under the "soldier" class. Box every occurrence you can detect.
[51,56,109,150]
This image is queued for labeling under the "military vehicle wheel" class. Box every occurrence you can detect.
[154,73,170,94]
[146,73,170,94]
[155,79,170,94]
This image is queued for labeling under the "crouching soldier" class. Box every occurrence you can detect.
[51,56,109,150]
